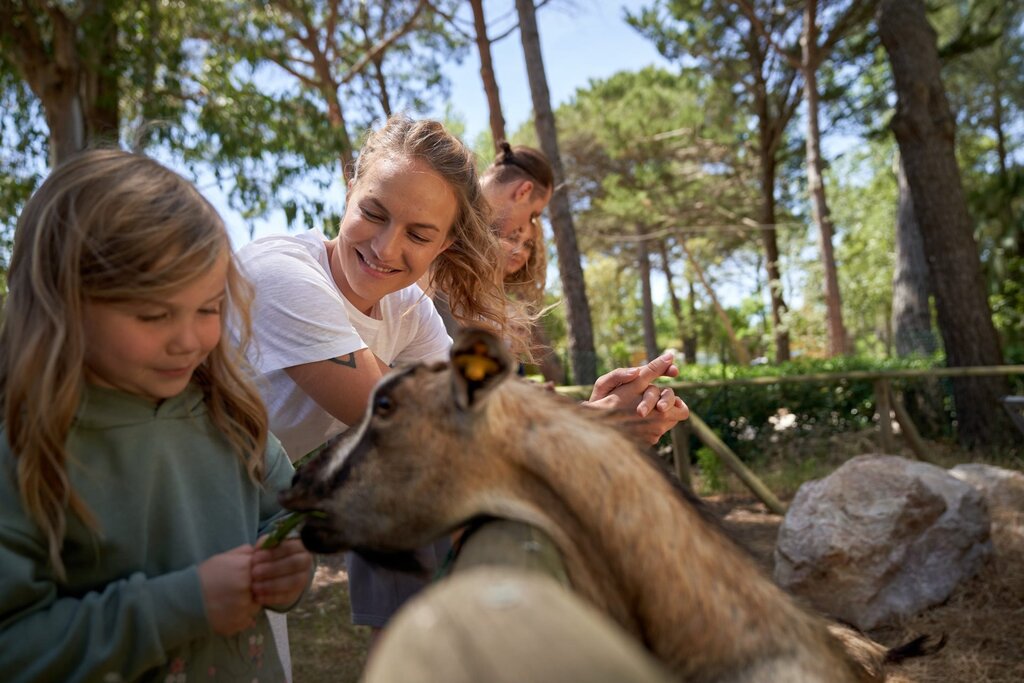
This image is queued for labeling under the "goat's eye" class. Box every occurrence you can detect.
[373,394,395,418]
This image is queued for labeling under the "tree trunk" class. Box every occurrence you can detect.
[659,239,688,358]
[680,239,750,365]
[515,0,597,384]
[891,155,937,357]
[81,2,119,145]
[758,153,791,362]
[324,93,355,182]
[802,0,849,357]
[892,155,945,435]
[469,0,507,146]
[745,16,794,363]
[684,278,698,365]
[638,232,659,361]
[5,5,89,165]
[878,0,1013,449]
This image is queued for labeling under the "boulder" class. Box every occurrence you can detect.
[949,463,1024,514]
[774,454,991,630]
[950,462,1024,545]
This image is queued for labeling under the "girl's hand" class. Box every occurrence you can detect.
[251,538,315,609]
[198,545,261,635]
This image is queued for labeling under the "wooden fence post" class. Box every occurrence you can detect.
[890,392,936,464]
[687,413,787,515]
[670,421,692,489]
[363,566,675,683]
[873,379,895,453]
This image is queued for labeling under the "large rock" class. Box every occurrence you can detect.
[950,462,1024,546]
[949,463,1024,514]
[774,454,991,630]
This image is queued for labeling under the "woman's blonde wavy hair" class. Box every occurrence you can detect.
[0,149,269,581]
[352,115,531,356]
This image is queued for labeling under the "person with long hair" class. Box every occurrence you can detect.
[238,115,513,654]
[239,117,687,659]
[0,149,313,681]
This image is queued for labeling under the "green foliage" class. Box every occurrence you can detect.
[694,446,723,494]
[829,140,899,355]
[674,354,953,463]
[583,254,645,372]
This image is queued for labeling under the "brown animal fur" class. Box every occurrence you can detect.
[282,329,918,682]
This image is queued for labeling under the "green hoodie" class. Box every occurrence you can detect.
[0,383,300,682]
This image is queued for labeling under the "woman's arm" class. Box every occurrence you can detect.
[284,348,392,425]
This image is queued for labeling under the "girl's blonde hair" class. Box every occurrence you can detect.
[352,115,529,355]
[0,149,268,580]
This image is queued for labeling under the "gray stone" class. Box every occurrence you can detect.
[774,454,991,630]
[949,463,1024,514]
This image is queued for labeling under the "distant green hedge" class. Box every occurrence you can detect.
[668,355,1024,462]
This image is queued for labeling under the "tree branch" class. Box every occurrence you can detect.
[733,0,801,71]
[424,0,474,41]
[340,0,428,85]
[820,0,877,56]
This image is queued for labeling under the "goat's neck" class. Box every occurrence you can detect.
[499,409,804,674]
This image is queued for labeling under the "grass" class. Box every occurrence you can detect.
[289,554,369,683]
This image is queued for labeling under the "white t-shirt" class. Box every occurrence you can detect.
[236,228,452,460]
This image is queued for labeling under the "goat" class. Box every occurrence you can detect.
[281,328,936,682]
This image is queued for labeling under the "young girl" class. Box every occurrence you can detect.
[0,149,314,682]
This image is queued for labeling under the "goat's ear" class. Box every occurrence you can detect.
[451,327,513,410]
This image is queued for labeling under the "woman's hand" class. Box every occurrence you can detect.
[583,352,689,445]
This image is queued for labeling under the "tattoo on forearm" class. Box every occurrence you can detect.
[329,353,358,369]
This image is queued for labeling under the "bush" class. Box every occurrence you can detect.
[671,354,966,464]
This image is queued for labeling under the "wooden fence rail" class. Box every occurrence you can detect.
[557,365,1024,512]
[364,520,675,683]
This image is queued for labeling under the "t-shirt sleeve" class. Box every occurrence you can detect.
[239,242,367,374]
[392,294,453,366]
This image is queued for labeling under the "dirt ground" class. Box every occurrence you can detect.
[289,494,1024,683]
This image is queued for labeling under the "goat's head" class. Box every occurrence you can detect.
[278,327,519,555]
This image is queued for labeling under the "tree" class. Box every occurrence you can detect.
[878,0,1014,448]
[515,0,597,384]
[468,0,506,145]
[736,0,881,357]
[629,0,802,362]
[0,0,201,247]
[937,0,1024,360]
[0,1,117,165]
[192,0,465,227]
[553,66,758,365]
[891,155,937,356]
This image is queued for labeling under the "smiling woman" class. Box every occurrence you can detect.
[233,114,510,674]
[329,156,457,315]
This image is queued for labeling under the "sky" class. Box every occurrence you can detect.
[214,0,673,248]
